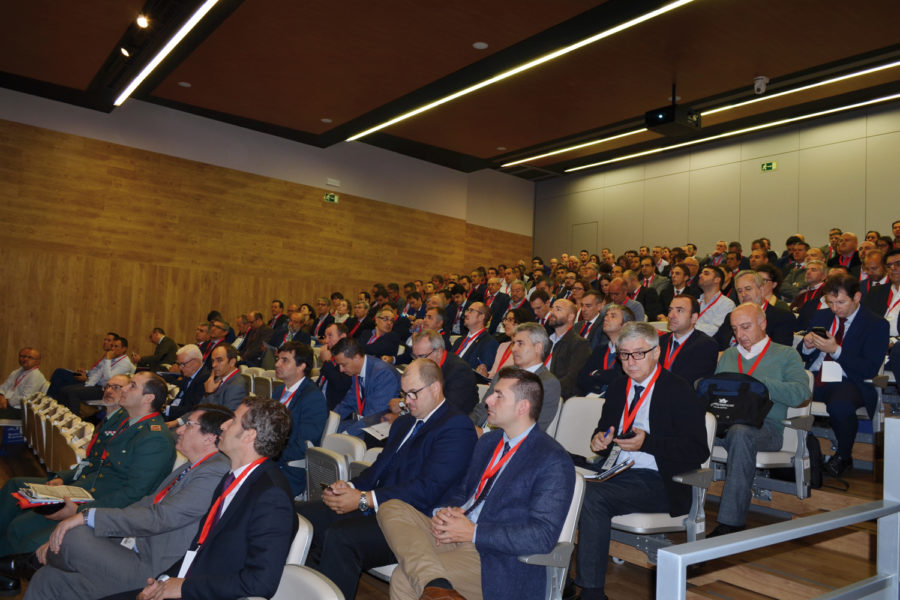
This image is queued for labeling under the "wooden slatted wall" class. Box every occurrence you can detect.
[0,119,531,371]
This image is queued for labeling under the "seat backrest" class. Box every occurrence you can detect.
[553,395,605,457]
[321,412,340,445]
[240,373,254,395]
[701,412,716,469]
[322,433,366,461]
[253,376,272,399]
[268,565,345,600]
[287,513,314,566]
[477,383,490,401]
[545,397,564,437]
[263,370,277,380]
[305,447,349,502]
[559,470,586,543]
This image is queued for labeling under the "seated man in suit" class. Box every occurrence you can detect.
[574,290,605,350]
[378,367,575,600]
[107,397,297,600]
[362,306,402,362]
[387,331,478,417]
[575,322,709,600]
[546,299,591,399]
[862,248,900,384]
[714,270,796,349]
[237,311,272,367]
[312,297,336,340]
[23,406,232,599]
[163,344,211,428]
[0,347,46,420]
[799,274,889,477]
[827,232,861,276]
[269,310,312,348]
[268,299,289,331]
[638,256,671,296]
[607,278,645,322]
[791,259,827,330]
[577,304,635,396]
[273,342,328,497]
[0,372,175,583]
[131,328,178,372]
[297,359,477,600]
[470,323,561,433]
[451,303,500,372]
[317,323,353,410]
[484,277,511,335]
[332,337,401,437]
[203,344,248,411]
[657,295,719,385]
[657,263,694,319]
[710,304,810,536]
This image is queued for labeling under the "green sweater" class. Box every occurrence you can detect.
[715,341,810,433]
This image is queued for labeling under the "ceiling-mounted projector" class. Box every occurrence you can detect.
[644,105,701,136]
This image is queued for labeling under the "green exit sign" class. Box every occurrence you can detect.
[324,192,340,204]
[761,161,777,172]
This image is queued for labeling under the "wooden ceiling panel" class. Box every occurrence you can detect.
[0,0,146,91]
[151,0,604,134]
[385,0,900,157]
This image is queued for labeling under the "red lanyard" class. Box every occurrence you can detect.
[279,382,301,408]
[13,367,36,389]
[437,351,447,367]
[110,355,128,368]
[154,452,218,504]
[88,354,105,371]
[456,329,485,355]
[888,288,900,314]
[221,369,239,385]
[663,335,686,370]
[485,294,494,307]
[580,320,592,336]
[355,377,365,414]
[474,437,525,498]
[196,457,267,546]
[603,347,614,370]
[496,345,513,370]
[698,293,721,318]
[509,298,524,309]
[202,340,219,361]
[349,319,363,337]
[737,339,771,375]
[101,412,160,460]
[367,331,380,344]
[644,275,654,287]
[622,366,661,433]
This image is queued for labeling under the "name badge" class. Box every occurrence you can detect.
[120,537,137,551]
[601,445,622,470]
[821,360,844,383]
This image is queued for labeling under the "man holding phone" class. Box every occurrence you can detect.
[575,322,708,600]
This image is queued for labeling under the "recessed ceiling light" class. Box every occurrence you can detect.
[136,15,149,28]
[321,118,333,124]
[496,146,507,151]
[473,42,489,50]
[566,92,900,172]
[114,0,220,106]
[120,47,130,57]
[177,81,192,88]
[346,0,695,141]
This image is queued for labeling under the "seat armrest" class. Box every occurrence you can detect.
[783,415,814,431]
[518,542,574,567]
[868,375,888,389]
[672,467,713,489]
[288,459,307,468]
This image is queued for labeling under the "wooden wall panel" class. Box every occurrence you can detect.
[0,119,531,371]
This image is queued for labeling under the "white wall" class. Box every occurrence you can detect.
[534,103,900,258]
[0,88,534,236]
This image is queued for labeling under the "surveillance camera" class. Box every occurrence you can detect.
[754,76,770,95]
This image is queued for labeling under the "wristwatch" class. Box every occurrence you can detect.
[358,491,370,512]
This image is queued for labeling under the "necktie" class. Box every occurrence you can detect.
[630,385,644,411]
[465,442,511,516]
[401,420,424,448]
[210,472,236,529]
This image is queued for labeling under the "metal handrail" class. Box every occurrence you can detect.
[657,417,900,600]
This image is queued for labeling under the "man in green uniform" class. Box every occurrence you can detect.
[0,371,174,573]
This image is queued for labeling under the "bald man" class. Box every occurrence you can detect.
[827,232,861,276]
[545,299,591,399]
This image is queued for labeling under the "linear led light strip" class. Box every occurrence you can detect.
[504,59,900,168]
[345,0,695,142]
[565,92,900,172]
[114,0,220,106]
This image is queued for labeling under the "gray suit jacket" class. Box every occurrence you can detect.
[89,452,231,575]
[206,377,248,410]
[469,366,561,432]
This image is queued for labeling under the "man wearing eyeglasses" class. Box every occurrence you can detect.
[361,306,401,362]
[24,406,232,600]
[297,359,476,600]
[863,248,900,385]
[451,303,499,372]
[713,270,796,350]
[575,321,708,600]
[164,344,211,429]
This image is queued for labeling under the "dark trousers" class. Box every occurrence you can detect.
[46,368,79,398]
[815,381,864,460]
[575,468,670,593]
[296,499,396,600]
[58,384,103,414]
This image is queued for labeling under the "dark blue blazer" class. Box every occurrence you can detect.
[451,331,500,371]
[485,292,511,335]
[800,306,889,415]
[317,358,352,411]
[352,402,476,513]
[657,329,719,387]
[574,317,603,351]
[577,341,622,395]
[166,364,211,420]
[439,428,575,600]
[334,357,401,431]
[173,460,296,600]
[273,378,328,496]
[446,302,467,338]
[441,351,480,415]
[361,329,401,358]
[312,314,335,339]
[269,327,312,347]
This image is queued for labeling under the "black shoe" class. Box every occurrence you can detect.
[0,575,20,596]
[824,455,852,478]
[0,553,39,581]
[708,523,746,538]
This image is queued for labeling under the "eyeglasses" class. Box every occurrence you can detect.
[376,316,393,322]
[181,420,200,428]
[399,385,427,401]
[103,383,124,391]
[887,260,900,269]
[411,351,434,360]
[176,359,197,367]
[618,348,656,361]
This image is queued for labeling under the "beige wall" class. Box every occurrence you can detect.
[534,103,900,258]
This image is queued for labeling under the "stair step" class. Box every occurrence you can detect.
[687,580,777,600]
